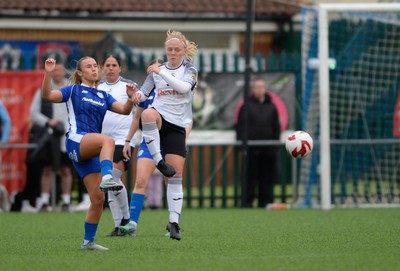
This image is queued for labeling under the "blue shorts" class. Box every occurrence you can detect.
[66,136,100,179]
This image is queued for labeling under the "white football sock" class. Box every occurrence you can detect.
[108,191,122,227]
[112,168,130,222]
[61,194,71,205]
[115,185,130,221]
[142,122,163,164]
[167,178,183,223]
[40,193,50,205]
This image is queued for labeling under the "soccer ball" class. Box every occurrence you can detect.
[285,131,313,158]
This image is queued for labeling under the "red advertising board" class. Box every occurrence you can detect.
[0,71,43,194]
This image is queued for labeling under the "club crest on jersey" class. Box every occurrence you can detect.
[69,150,79,162]
[97,92,104,99]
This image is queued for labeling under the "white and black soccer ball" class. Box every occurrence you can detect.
[285,131,313,158]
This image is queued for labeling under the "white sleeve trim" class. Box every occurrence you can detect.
[138,91,147,102]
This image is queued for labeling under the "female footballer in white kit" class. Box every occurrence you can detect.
[121,30,198,240]
[98,55,138,237]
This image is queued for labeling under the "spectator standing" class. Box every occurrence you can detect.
[18,121,42,213]
[235,79,281,208]
[30,63,73,212]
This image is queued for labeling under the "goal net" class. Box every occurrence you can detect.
[300,4,400,209]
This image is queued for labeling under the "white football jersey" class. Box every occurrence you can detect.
[98,76,137,147]
[141,60,197,128]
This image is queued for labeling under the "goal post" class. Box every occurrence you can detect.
[318,5,330,210]
[301,3,400,210]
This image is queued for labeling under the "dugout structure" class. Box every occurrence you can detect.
[301,3,400,209]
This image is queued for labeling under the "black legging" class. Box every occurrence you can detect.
[13,160,42,210]
[245,147,279,208]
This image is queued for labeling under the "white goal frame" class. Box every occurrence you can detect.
[317,3,400,210]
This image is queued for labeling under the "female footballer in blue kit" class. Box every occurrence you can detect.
[41,57,139,250]
[121,30,198,240]
[122,85,158,234]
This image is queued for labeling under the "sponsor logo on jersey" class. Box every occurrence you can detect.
[157,89,180,96]
[81,97,105,107]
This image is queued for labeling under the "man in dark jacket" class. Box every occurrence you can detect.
[236,79,281,208]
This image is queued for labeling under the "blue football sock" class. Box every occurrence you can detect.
[84,221,98,241]
[100,160,113,177]
[130,193,145,224]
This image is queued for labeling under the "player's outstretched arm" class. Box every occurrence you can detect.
[110,83,137,115]
[123,106,144,160]
[41,58,63,103]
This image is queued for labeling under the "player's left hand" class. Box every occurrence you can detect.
[126,83,141,104]
[147,63,161,75]
[126,83,136,99]
[132,92,141,104]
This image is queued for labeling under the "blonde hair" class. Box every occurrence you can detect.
[69,56,102,87]
[165,30,198,62]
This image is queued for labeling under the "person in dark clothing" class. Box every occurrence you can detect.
[235,79,281,208]
[29,63,73,212]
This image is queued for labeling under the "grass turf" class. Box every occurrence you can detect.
[1,208,399,271]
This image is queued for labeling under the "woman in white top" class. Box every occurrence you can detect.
[121,30,198,241]
[98,55,138,237]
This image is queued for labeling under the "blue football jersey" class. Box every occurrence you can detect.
[60,84,116,136]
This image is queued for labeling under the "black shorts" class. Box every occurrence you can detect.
[61,152,73,167]
[113,145,134,171]
[43,149,73,168]
[159,115,186,158]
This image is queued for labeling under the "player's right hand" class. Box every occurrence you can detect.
[122,142,131,160]
[44,58,56,73]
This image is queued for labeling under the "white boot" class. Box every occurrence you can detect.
[73,194,90,212]
[21,200,38,213]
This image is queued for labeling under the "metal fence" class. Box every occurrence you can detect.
[126,141,296,209]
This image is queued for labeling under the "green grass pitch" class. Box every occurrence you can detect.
[1,208,399,271]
